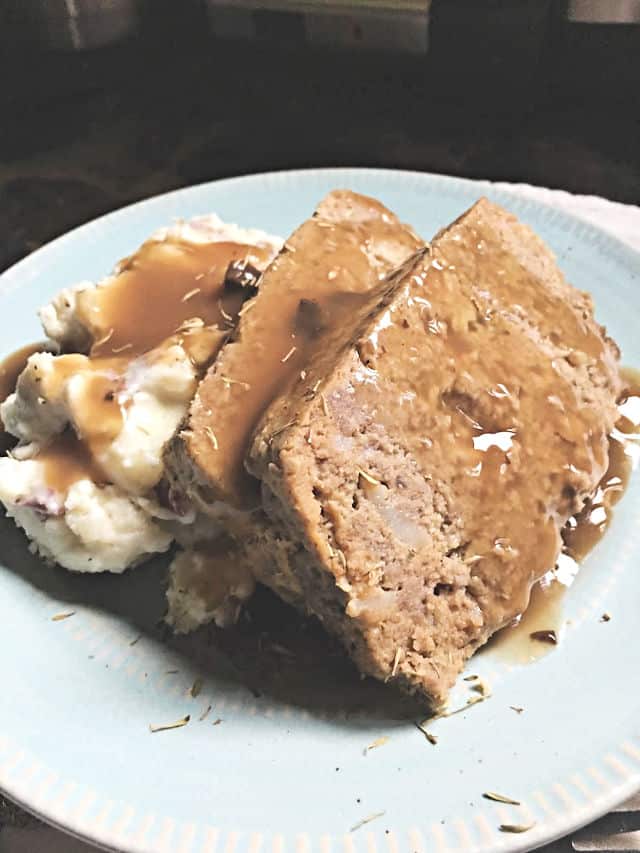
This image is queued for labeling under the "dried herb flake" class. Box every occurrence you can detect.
[51,611,75,622]
[499,823,535,834]
[357,468,380,486]
[414,722,438,745]
[483,791,521,805]
[392,648,404,678]
[221,375,250,390]
[281,346,297,363]
[189,677,203,699]
[149,715,190,734]
[181,287,201,302]
[441,694,487,718]
[350,812,386,833]
[364,736,389,755]
[204,427,219,451]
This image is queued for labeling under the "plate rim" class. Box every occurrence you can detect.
[2,167,640,296]
[1,167,639,853]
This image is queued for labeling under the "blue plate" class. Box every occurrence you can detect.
[1,169,639,853]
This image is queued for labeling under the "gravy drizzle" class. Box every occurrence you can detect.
[489,367,640,663]
[0,237,272,492]
[186,208,422,509]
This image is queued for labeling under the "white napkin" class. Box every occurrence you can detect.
[485,180,640,253]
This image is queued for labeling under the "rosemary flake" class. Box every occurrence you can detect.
[199,705,212,722]
[269,419,298,441]
[95,328,114,347]
[129,634,142,646]
[51,611,75,622]
[189,677,203,699]
[391,647,402,678]
[204,427,219,450]
[357,468,380,487]
[149,715,190,734]
[600,612,611,622]
[218,300,234,323]
[212,718,223,726]
[181,287,201,302]
[483,791,521,805]
[177,317,204,333]
[364,736,389,754]
[428,659,441,678]
[350,812,385,833]
[221,375,250,390]
[440,694,486,719]
[281,346,297,363]
[463,674,479,682]
[414,721,437,744]
[510,706,524,714]
[499,823,535,834]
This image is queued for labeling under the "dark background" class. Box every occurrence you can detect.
[1,0,639,276]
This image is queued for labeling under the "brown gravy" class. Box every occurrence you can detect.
[86,239,272,358]
[483,555,579,664]
[184,200,423,509]
[0,236,275,494]
[348,214,620,653]
[199,286,382,507]
[489,369,640,663]
[38,430,108,493]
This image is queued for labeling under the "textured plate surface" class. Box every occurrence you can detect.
[0,168,639,853]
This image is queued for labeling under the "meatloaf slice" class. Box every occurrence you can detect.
[247,197,622,706]
[165,190,422,514]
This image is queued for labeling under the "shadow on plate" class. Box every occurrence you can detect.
[0,514,423,724]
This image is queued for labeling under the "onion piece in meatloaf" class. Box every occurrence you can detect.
[245,197,622,706]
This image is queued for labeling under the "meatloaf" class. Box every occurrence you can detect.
[165,190,422,516]
[245,197,622,705]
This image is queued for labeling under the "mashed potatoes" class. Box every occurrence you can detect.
[0,463,172,573]
[0,216,281,575]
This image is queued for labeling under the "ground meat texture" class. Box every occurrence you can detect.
[164,189,423,513]
[247,198,622,707]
